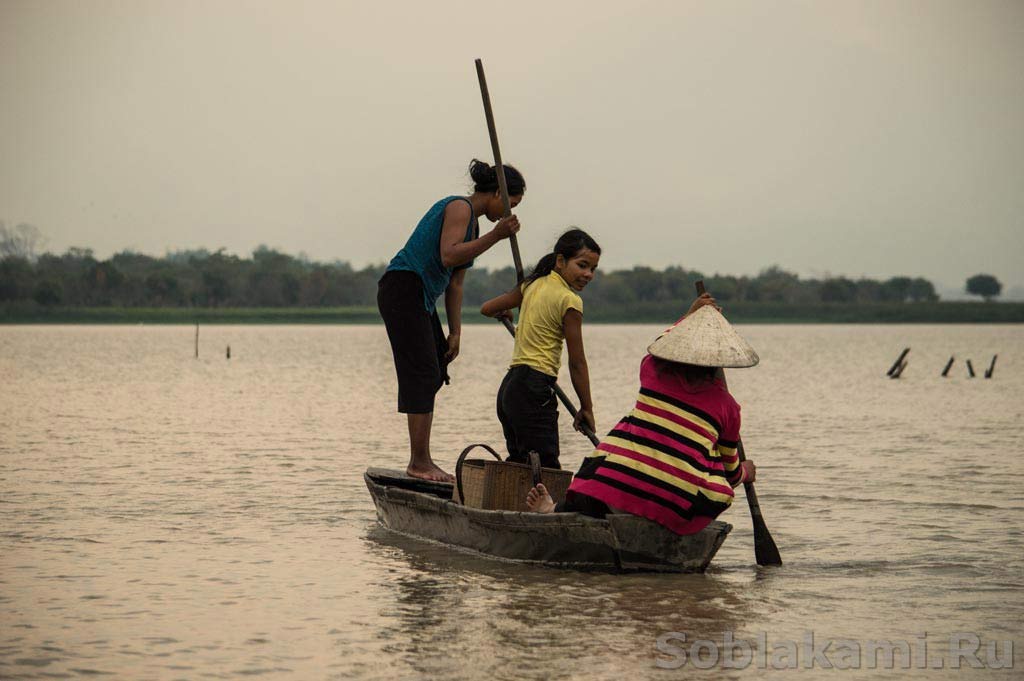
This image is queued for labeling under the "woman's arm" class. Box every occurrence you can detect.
[439,200,520,268]
[444,269,466,362]
[480,287,523,319]
[563,309,594,433]
[718,407,756,486]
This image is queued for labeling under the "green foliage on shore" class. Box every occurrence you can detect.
[1,242,1020,323]
[1,244,942,306]
[965,273,1003,301]
[0,304,380,324]
[580,301,1024,324]
[4,302,1022,324]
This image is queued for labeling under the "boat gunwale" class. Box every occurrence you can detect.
[364,468,732,573]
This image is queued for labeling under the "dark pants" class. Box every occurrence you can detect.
[554,455,611,517]
[377,270,449,414]
[555,490,612,518]
[496,365,560,469]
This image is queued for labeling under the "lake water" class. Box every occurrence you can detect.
[1,324,1021,679]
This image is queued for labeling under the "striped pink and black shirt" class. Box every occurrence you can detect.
[568,354,742,535]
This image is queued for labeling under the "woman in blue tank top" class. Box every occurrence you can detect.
[378,159,525,482]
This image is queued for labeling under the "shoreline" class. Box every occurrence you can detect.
[3,302,1023,324]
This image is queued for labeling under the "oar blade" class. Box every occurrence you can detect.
[751,515,783,566]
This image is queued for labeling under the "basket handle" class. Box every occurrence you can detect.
[455,443,502,505]
[528,451,542,486]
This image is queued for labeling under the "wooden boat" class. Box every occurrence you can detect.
[365,467,732,573]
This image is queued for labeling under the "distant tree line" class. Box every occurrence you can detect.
[2,223,1005,309]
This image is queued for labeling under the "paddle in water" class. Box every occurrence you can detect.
[695,280,782,566]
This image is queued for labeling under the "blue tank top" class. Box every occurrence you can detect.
[386,196,478,311]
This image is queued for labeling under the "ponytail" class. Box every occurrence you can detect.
[524,253,558,286]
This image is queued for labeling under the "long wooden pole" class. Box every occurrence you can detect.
[475,59,596,449]
[475,58,524,283]
[696,280,782,566]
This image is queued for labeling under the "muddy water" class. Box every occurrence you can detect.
[1,324,1021,679]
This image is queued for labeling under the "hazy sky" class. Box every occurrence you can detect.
[2,0,1022,294]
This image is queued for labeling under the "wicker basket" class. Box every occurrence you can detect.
[454,444,573,512]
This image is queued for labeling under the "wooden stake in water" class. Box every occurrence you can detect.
[226,345,231,360]
[984,355,997,379]
[966,359,976,378]
[195,323,199,359]
[941,356,955,377]
[887,348,910,377]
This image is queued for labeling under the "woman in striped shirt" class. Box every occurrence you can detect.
[526,297,758,535]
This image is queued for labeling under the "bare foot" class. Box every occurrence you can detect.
[407,463,455,483]
[526,483,556,513]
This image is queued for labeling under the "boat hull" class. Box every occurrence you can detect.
[365,468,731,573]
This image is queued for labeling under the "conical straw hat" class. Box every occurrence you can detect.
[647,305,759,368]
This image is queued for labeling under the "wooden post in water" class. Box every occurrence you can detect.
[941,356,955,377]
[966,359,975,378]
[892,358,908,378]
[984,355,997,379]
[226,345,231,360]
[887,348,910,377]
[194,323,199,359]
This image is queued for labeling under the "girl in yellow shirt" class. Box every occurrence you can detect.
[480,229,601,469]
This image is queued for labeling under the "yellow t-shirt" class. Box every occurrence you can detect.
[510,271,583,377]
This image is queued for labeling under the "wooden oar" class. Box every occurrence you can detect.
[476,58,599,450]
[695,280,782,566]
[475,58,524,283]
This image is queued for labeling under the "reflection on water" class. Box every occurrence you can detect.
[0,324,1021,679]
[365,526,750,679]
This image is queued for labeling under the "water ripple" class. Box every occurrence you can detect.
[1,324,1022,680]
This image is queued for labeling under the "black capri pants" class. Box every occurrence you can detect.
[496,364,561,469]
[377,270,449,414]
